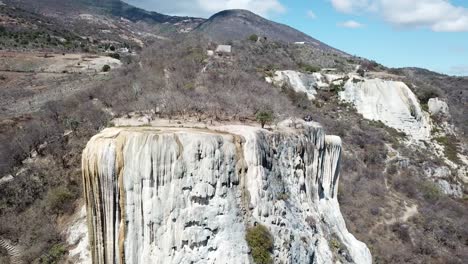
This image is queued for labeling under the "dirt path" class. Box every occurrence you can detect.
[367,144,418,234]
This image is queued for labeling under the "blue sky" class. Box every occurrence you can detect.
[124,0,468,76]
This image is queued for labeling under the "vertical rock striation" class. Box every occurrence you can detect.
[268,70,324,99]
[266,70,433,141]
[339,79,432,140]
[82,121,371,264]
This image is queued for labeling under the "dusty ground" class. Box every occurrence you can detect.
[0,52,121,118]
[0,52,121,73]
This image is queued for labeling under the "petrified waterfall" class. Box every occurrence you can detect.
[82,120,371,264]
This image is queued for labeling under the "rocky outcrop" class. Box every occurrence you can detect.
[66,206,91,264]
[267,70,433,140]
[428,98,449,116]
[81,120,371,264]
[339,79,432,140]
[267,70,325,99]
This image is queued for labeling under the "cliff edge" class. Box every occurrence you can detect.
[80,120,371,264]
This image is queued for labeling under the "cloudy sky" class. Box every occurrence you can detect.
[124,0,468,76]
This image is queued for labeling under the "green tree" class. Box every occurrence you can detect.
[245,224,274,264]
[249,34,259,42]
[102,64,111,72]
[256,111,273,128]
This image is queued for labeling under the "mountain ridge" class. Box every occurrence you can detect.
[5,0,201,23]
[195,9,344,54]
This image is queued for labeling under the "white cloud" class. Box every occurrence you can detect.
[123,0,285,18]
[330,0,373,13]
[339,20,364,28]
[329,0,468,32]
[307,10,317,19]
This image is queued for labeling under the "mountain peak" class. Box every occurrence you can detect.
[209,9,259,18]
[195,9,340,53]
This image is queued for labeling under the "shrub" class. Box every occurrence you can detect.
[282,86,311,109]
[277,192,289,201]
[434,136,460,164]
[45,187,74,214]
[419,181,442,201]
[108,53,120,60]
[245,224,274,264]
[357,68,365,77]
[249,34,259,42]
[39,244,66,264]
[65,117,80,131]
[360,60,379,72]
[329,83,344,93]
[417,88,441,104]
[298,62,320,73]
[102,64,111,72]
[256,110,273,128]
[329,237,341,250]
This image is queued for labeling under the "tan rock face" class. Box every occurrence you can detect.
[82,121,371,264]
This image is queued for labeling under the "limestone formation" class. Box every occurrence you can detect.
[66,206,91,264]
[81,121,371,264]
[339,79,432,140]
[428,98,449,116]
[268,70,433,140]
[270,70,325,99]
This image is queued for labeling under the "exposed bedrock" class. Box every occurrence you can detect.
[269,70,433,140]
[82,120,371,264]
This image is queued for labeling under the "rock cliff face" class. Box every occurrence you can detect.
[339,79,432,140]
[269,70,432,140]
[268,70,324,99]
[81,121,371,264]
[428,98,449,116]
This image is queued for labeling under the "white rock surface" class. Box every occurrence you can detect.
[66,206,91,264]
[423,165,463,198]
[339,79,432,140]
[271,71,325,99]
[435,179,463,198]
[268,70,433,140]
[215,45,232,53]
[424,166,451,179]
[428,98,449,116]
[81,122,371,264]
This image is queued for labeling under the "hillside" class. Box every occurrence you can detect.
[0,4,96,52]
[0,1,467,264]
[3,0,204,49]
[399,67,468,136]
[196,9,343,53]
[4,0,197,23]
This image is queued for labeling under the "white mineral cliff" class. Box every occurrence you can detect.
[269,70,325,99]
[428,98,449,116]
[81,120,371,264]
[339,79,432,140]
[66,206,91,264]
[269,70,432,140]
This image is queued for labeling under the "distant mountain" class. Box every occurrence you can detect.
[3,0,204,49]
[5,0,200,24]
[195,9,342,53]
[6,2,342,53]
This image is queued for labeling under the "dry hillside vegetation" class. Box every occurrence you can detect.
[0,34,466,263]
